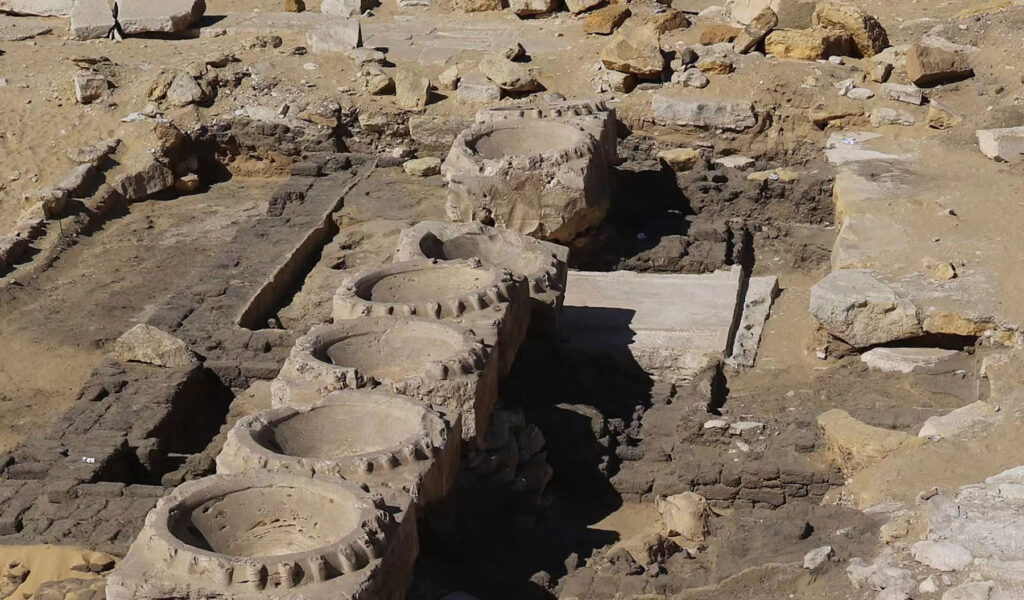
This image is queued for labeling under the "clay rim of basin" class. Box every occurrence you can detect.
[226,390,448,476]
[332,258,521,320]
[448,119,597,172]
[394,221,567,299]
[141,474,391,588]
[474,99,610,123]
[293,317,490,385]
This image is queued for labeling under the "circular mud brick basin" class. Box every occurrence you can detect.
[474,98,612,122]
[442,119,609,243]
[394,221,568,334]
[106,473,417,600]
[217,389,458,505]
[332,258,530,378]
[272,316,498,444]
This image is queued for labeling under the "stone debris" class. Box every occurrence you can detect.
[804,546,835,569]
[911,540,974,572]
[700,24,740,45]
[0,0,73,16]
[479,53,541,92]
[395,68,430,110]
[583,5,630,35]
[509,0,558,16]
[880,82,924,105]
[321,0,368,17]
[809,269,921,348]
[811,1,889,57]
[456,74,502,103]
[70,0,116,40]
[600,23,664,78]
[976,126,1024,163]
[732,7,777,55]
[110,324,200,368]
[403,156,442,176]
[860,347,960,374]
[655,492,713,540]
[764,28,853,60]
[307,19,362,53]
[73,72,108,104]
[656,147,703,171]
[652,95,757,131]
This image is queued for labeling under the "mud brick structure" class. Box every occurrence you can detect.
[217,389,459,505]
[394,221,569,334]
[271,316,499,443]
[332,258,531,378]
[442,117,611,243]
[107,473,417,600]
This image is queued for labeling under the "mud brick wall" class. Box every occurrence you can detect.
[0,360,226,554]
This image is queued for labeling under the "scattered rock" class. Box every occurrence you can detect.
[66,138,120,165]
[644,9,690,34]
[861,347,959,374]
[509,0,558,16]
[110,324,200,368]
[479,54,541,92]
[868,61,892,82]
[804,546,835,569]
[941,582,997,600]
[809,269,921,347]
[437,65,460,91]
[976,126,1024,163]
[115,0,205,35]
[456,74,502,103]
[165,71,206,107]
[846,87,874,100]
[600,23,664,77]
[605,70,636,93]
[733,7,778,54]
[453,0,501,11]
[584,5,630,35]
[812,1,889,57]
[115,158,175,201]
[175,173,200,193]
[565,0,600,14]
[619,532,683,565]
[321,0,367,17]
[911,540,973,572]
[403,157,442,177]
[906,39,974,87]
[284,0,305,11]
[395,68,430,110]
[74,72,108,104]
[880,82,923,105]
[817,408,926,473]
[926,101,963,129]
[713,154,754,169]
[347,47,386,66]
[764,28,853,60]
[656,492,712,540]
[918,401,997,438]
[657,147,702,171]
[356,66,394,95]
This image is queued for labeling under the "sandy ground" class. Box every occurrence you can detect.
[0,545,114,598]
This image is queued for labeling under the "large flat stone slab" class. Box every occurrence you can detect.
[558,267,745,381]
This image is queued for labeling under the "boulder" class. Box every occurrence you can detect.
[655,492,712,540]
[66,138,120,165]
[812,1,888,57]
[584,5,630,35]
[817,409,925,473]
[905,39,974,87]
[115,158,175,201]
[115,0,205,34]
[110,324,199,368]
[651,95,757,131]
[976,126,1024,163]
[356,66,394,95]
[395,69,430,110]
[809,269,920,347]
[764,28,853,60]
[600,23,664,78]
[676,67,709,88]
[479,54,541,92]
[70,0,115,40]
[605,70,636,93]
[307,20,361,53]
[733,7,777,54]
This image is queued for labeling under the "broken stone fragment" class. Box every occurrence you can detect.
[700,24,740,45]
[870,107,916,127]
[764,28,853,60]
[403,157,442,177]
[925,100,963,129]
[976,126,1024,163]
[812,1,889,57]
[115,158,175,201]
[479,54,541,92]
[809,269,921,347]
[347,47,386,66]
[911,541,973,572]
[55,163,96,197]
[676,67,709,88]
[732,7,777,54]
[732,0,813,27]
[115,0,205,35]
[600,23,664,78]
[803,546,835,569]
[583,4,630,35]
[880,82,923,105]
[656,147,702,171]
[307,19,362,53]
[656,492,712,540]
[70,0,116,40]
[22,188,67,219]
[618,532,683,565]
[437,65,460,91]
[508,0,557,16]
[321,0,368,17]
[110,324,199,368]
[395,68,430,110]
[284,0,305,11]
[605,69,636,93]
[817,408,925,473]
[165,71,206,107]
[356,66,394,95]
[564,0,600,14]
[456,74,501,103]
[868,61,892,82]
[905,38,974,87]
[74,72,108,104]
[452,0,500,11]
[0,0,74,16]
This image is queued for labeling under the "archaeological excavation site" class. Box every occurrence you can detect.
[1,0,1024,597]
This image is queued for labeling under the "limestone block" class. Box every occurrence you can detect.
[977,126,1024,163]
[764,28,853,60]
[600,23,664,78]
[115,0,205,34]
[911,541,973,572]
[732,0,814,27]
[905,39,974,87]
[812,1,888,57]
[321,0,368,17]
[733,7,777,54]
[651,94,757,131]
[809,269,921,347]
[442,118,611,243]
[0,0,74,16]
[307,19,362,53]
[860,347,959,374]
[478,54,540,92]
[655,492,712,540]
[395,68,429,111]
[70,0,115,40]
[817,408,925,473]
[508,0,555,15]
[584,4,630,34]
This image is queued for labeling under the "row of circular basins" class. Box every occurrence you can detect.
[107,221,569,600]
